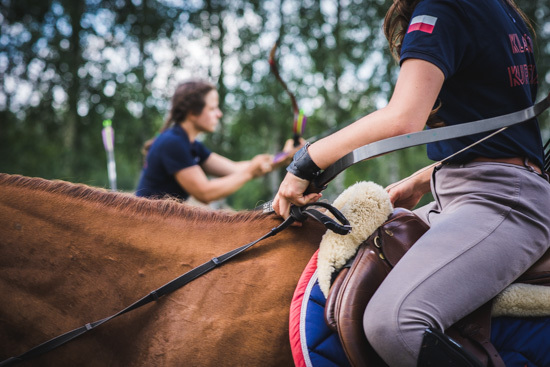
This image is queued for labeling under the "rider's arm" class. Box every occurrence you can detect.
[175,154,271,203]
[273,59,445,218]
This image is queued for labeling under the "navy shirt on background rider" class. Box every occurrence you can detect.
[136,125,211,200]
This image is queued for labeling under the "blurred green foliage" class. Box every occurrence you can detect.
[1,0,549,209]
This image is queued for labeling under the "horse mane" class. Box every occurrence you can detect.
[0,173,268,224]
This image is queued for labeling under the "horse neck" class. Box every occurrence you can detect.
[0,175,284,310]
[1,174,274,246]
[0,175,327,365]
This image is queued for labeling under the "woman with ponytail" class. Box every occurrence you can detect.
[274,0,550,365]
[136,80,288,203]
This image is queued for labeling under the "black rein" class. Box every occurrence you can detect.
[0,202,350,367]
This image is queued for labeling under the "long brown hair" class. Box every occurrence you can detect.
[142,80,216,155]
[383,0,535,127]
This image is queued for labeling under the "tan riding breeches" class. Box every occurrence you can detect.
[363,161,550,367]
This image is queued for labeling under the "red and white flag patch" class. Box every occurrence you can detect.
[407,15,438,34]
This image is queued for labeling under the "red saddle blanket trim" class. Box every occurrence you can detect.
[289,249,319,367]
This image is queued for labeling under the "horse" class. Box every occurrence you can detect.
[0,173,328,366]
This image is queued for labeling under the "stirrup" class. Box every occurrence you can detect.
[417,328,485,367]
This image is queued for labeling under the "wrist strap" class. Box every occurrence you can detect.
[286,142,322,181]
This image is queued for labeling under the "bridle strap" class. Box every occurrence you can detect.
[0,203,350,367]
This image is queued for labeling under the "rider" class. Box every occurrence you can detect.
[273,0,550,365]
[136,80,295,203]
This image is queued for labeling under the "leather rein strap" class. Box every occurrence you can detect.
[0,202,351,367]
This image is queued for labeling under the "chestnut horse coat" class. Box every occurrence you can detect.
[0,173,326,366]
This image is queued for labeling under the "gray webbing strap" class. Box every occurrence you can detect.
[314,94,550,189]
[259,93,550,214]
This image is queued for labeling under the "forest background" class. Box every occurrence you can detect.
[1,0,549,210]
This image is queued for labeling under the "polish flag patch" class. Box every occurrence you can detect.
[407,15,438,34]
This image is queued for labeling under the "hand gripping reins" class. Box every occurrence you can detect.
[0,202,351,367]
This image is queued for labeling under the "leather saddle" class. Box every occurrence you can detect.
[324,207,550,367]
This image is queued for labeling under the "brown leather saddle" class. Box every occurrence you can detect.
[324,207,550,367]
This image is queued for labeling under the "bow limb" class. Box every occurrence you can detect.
[269,40,301,145]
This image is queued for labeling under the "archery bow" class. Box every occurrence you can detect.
[269,39,307,149]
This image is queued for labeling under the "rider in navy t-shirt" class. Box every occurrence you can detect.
[400,0,543,167]
[136,80,285,203]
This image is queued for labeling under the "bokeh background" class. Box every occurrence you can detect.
[1,0,549,209]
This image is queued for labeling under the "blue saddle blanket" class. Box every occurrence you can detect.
[290,262,550,367]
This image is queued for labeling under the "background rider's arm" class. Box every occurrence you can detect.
[201,153,250,176]
[175,155,270,203]
[202,138,300,177]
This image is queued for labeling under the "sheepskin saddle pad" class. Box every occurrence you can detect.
[288,181,550,367]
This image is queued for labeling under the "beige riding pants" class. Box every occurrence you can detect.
[363,161,550,367]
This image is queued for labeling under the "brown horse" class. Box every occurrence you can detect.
[0,173,327,367]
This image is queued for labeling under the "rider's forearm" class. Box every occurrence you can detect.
[192,170,254,203]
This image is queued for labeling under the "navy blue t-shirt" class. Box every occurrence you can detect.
[136,125,211,200]
[401,0,543,167]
